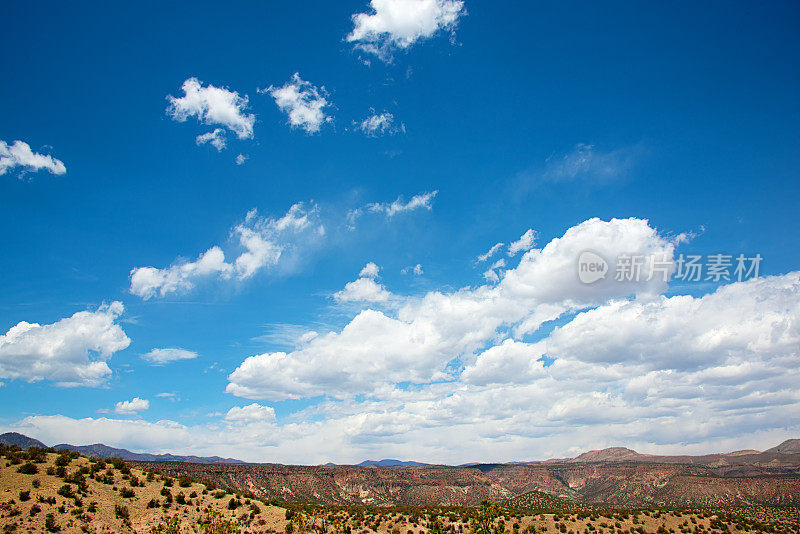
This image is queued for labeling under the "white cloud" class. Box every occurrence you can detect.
[115,397,150,415]
[235,154,247,165]
[167,77,255,139]
[367,190,437,217]
[347,0,466,61]
[225,403,276,423]
[12,220,798,464]
[477,242,504,263]
[357,112,400,136]
[12,270,800,464]
[402,264,423,275]
[0,140,66,176]
[508,229,537,256]
[130,203,323,299]
[10,415,191,453]
[195,128,226,151]
[227,218,675,402]
[359,262,381,278]
[483,258,506,282]
[264,73,331,134]
[142,348,199,365]
[346,191,438,230]
[334,277,393,304]
[130,246,232,300]
[537,143,641,184]
[0,302,129,387]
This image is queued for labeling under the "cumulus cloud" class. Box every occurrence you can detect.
[13,219,798,464]
[17,264,800,466]
[167,77,255,139]
[130,203,323,299]
[357,112,401,136]
[0,302,130,387]
[225,403,276,423]
[235,154,247,165]
[347,0,466,61]
[11,268,800,464]
[508,229,537,256]
[359,262,381,278]
[141,348,199,365]
[130,246,232,300]
[195,128,226,151]
[367,190,437,217]
[0,140,66,177]
[334,277,393,304]
[227,218,676,402]
[115,397,150,415]
[264,74,331,134]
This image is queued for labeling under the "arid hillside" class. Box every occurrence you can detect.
[0,447,285,533]
[136,443,800,508]
[4,444,800,534]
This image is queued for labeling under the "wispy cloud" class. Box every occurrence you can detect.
[130,203,324,299]
[539,143,641,184]
[477,242,504,263]
[508,229,537,256]
[357,112,403,136]
[346,191,438,230]
[142,348,199,365]
[367,190,437,217]
[195,128,226,151]
[0,140,66,177]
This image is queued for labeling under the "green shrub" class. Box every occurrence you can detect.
[45,513,60,532]
[150,515,181,533]
[17,462,38,474]
[115,504,130,520]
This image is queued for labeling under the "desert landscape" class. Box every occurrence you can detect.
[4,2,800,533]
[2,435,800,533]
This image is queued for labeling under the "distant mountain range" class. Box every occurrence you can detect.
[4,430,800,475]
[357,459,429,467]
[767,439,800,454]
[0,432,47,450]
[320,459,428,468]
[0,432,244,464]
[137,438,800,507]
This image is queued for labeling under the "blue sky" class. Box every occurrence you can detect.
[1,0,799,463]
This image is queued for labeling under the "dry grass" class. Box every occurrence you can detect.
[0,451,287,533]
[2,449,799,534]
